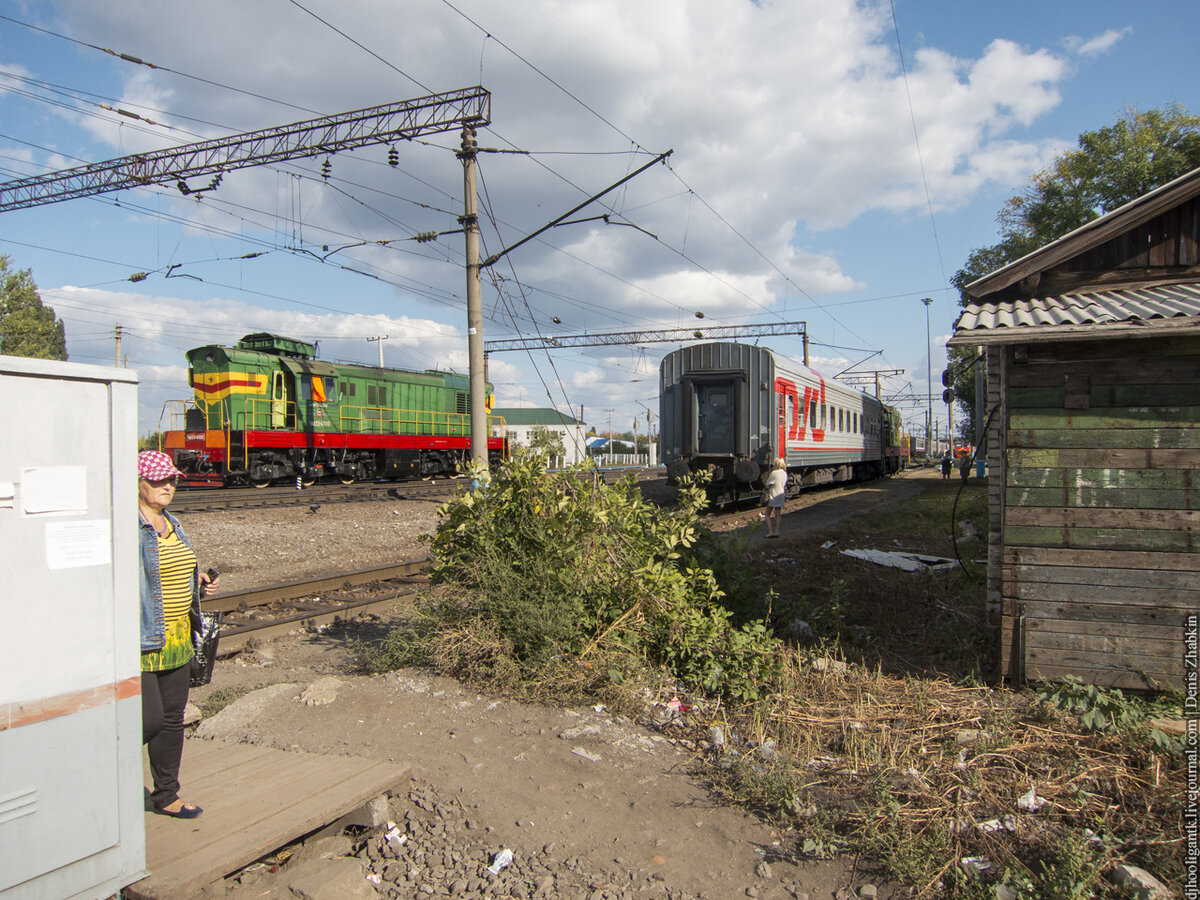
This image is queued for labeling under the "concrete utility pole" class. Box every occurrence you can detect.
[114,323,122,367]
[459,126,488,469]
[366,335,388,367]
[921,297,933,458]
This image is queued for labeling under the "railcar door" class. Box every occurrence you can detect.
[271,371,286,428]
[696,383,735,455]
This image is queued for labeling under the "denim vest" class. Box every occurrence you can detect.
[138,510,199,652]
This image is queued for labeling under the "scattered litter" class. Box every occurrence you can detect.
[820,540,837,549]
[977,816,1018,834]
[666,697,690,712]
[708,725,725,747]
[383,822,407,847]
[959,856,992,877]
[1017,786,1049,812]
[756,739,777,761]
[486,848,513,876]
[955,729,989,745]
[840,548,958,572]
[571,746,602,762]
[592,704,606,713]
[366,872,382,885]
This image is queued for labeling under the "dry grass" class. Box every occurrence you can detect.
[693,477,1187,897]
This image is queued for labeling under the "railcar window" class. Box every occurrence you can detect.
[821,404,827,430]
[339,380,347,397]
[379,386,388,407]
[367,385,376,405]
[838,409,843,431]
[809,400,817,428]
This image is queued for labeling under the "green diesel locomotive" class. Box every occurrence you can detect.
[163,333,506,485]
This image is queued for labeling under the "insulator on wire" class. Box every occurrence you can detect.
[413,231,438,243]
[321,157,332,180]
[387,146,399,167]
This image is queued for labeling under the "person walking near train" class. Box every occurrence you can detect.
[763,457,788,538]
[137,450,219,819]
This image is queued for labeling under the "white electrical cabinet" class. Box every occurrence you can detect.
[0,356,146,900]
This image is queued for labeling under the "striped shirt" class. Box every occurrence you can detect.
[141,526,197,672]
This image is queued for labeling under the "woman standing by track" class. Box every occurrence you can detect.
[137,450,219,818]
[763,457,788,538]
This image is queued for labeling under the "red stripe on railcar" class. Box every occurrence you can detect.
[241,431,505,451]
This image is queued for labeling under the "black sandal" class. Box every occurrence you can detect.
[154,802,203,819]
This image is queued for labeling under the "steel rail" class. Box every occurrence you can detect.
[202,558,430,614]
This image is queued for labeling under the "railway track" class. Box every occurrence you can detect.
[173,478,462,513]
[203,558,430,654]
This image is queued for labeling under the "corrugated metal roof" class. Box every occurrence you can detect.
[955,283,1200,332]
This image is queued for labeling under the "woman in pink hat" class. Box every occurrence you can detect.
[137,450,219,818]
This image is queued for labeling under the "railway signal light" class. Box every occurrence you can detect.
[942,367,953,387]
[943,388,954,404]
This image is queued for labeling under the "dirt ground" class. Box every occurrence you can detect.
[177,468,939,900]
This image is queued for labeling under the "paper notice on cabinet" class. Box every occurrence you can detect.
[21,466,87,515]
[45,519,111,569]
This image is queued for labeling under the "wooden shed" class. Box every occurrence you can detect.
[948,166,1200,691]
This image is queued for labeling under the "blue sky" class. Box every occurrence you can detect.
[1,0,1198,440]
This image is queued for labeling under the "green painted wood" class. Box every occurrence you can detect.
[1006,505,1200,529]
[1007,447,1196,468]
[1004,486,1196,509]
[1009,578,1199,607]
[1003,545,1200,571]
[1008,427,1200,449]
[1006,356,1200,388]
[1007,466,1193,490]
[1011,384,1200,408]
[1004,525,1197,552]
[1008,407,1200,430]
[1003,562,1200,590]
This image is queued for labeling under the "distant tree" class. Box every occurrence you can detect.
[949,104,1200,436]
[527,424,565,461]
[0,256,67,360]
[139,432,164,452]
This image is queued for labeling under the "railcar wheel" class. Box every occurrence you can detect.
[338,475,356,485]
[250,477,271,489]
[300,476,316,487]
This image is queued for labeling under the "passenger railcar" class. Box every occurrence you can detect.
[161,333,506,486]
[660,342,906,500]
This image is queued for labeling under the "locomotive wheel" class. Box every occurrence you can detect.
[338,474,356,485]
[250,477,271,489]
[300,476,316,487]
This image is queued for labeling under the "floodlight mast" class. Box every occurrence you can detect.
[0,88,491,211]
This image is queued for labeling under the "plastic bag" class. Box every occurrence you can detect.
[190,610,223,687]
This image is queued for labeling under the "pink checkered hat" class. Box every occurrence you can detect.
[138,450,183,481]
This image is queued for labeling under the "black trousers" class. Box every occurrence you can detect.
[142,663,191,810]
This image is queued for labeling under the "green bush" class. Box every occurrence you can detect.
[406,451,782,701]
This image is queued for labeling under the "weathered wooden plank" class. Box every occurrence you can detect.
[1005,505,1200,529]
[1024,336,1200,364]
[1002,598,1190,628]
[1008,578,1199,607]
[1003,545,1200,571]
[1023,628,1181,662]
[1007,447,1197,468]
[1021,615,1182,642]
[1022,661,1181,691]
[1008,406,1200,430]
[1011,384,1200,409]
[1004,524,1197,552]
[1008,428,1200,450]
[1005,485,1196,510]
[128,738,410,900]
[1006,356,1200,388]
[1007,466,1194,491]
[1002,562,1200,590]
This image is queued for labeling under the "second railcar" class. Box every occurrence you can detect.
[660,342,905,499]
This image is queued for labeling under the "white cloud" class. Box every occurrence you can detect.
[1065,28,1132,58]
